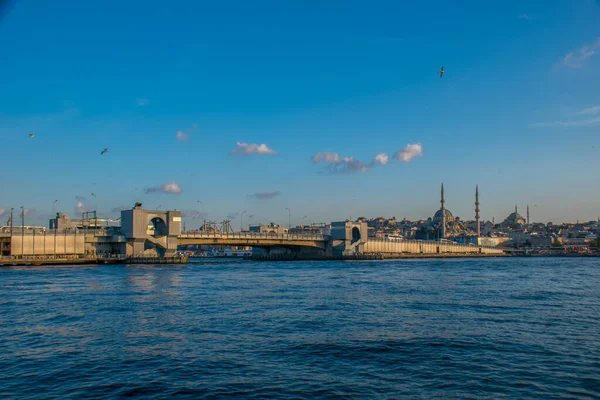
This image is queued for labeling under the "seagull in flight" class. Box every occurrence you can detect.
[28,133,35,138]
[100,148,108,155]
[440,66,444,78]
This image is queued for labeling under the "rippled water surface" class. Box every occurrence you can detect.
[1,258,600,399]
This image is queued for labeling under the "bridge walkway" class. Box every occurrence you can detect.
[177,232,328,250]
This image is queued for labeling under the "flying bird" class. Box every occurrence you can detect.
[28,133,35,138]
[100,148,108,155]
[439,66,444,78]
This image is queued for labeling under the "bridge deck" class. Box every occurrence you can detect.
[177,232,328,249]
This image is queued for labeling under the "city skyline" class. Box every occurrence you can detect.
[1,0,599,226]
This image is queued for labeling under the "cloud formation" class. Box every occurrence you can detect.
[559,37,600,69]
[248,191,281,199]
[145,182,183,194]
[576,105,600,116]
[518,13,531,20]
[530,117,600,128]
[311,152,369,173]
[176,130,190,141]
[230,142,277,155]
[393,143,424,163]
[374,153,389,166]
[312,145,422,173]
[311,152,346,164]
[137,98,149,106]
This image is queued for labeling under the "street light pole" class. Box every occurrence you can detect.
[20,206,24,256]
[285,207,291,231]
[197,200,204,230]
[90,193,97,228]
[52,200,58,229]
[302,215,307,226]
[241,210,246,232]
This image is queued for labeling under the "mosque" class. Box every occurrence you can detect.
[500,205,527,227]
[415,183,529,241]
[431,183,469,238]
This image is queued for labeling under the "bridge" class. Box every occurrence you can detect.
[1,205,506,262]
[177,231,328,250]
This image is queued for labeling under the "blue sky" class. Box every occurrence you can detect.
[1,0,599,227]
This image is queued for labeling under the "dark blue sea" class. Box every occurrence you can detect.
[1,258,599,399]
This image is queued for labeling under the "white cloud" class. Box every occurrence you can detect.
[230,142,277,155]
[559,37,600,69]
[518,13,531,20]
[137,98,149,106]
[576,105,600,116]
[249,191,281,199]
[373,153,389,166]
[339,159,370,173]
[393,143,424,163]
[0,208,6,216]
[312,152,343,164]
[311,152,369,173]
[176,130,190,141]
[530,117,600,127]
[145,182,183,194]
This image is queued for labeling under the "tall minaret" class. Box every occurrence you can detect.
[527,205,530,225]
[440,183,446,239]
[515,204,518,214]
[475,185,480,237]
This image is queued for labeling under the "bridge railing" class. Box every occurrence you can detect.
[368,238,500,250]
[179,231,327,241]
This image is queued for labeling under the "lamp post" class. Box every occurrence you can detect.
[197,200,205,230]
[241,210,246,232]
[51,200,58,229]
[302,215,308,226]
[90,193,98,228]
[285,207,291,230]
[20,206,24,256]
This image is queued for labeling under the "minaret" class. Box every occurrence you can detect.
[440,183,446,239]
[527,205,530,225]
[475,185,480,237]
[515,204,518,214]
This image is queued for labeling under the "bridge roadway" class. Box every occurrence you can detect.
[177,232,328,250]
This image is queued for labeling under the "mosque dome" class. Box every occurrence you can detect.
[433,208,455,223]
[502,207,526,226]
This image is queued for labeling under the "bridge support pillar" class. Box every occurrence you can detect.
[121,204,181,257]
[330,221,368,256]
